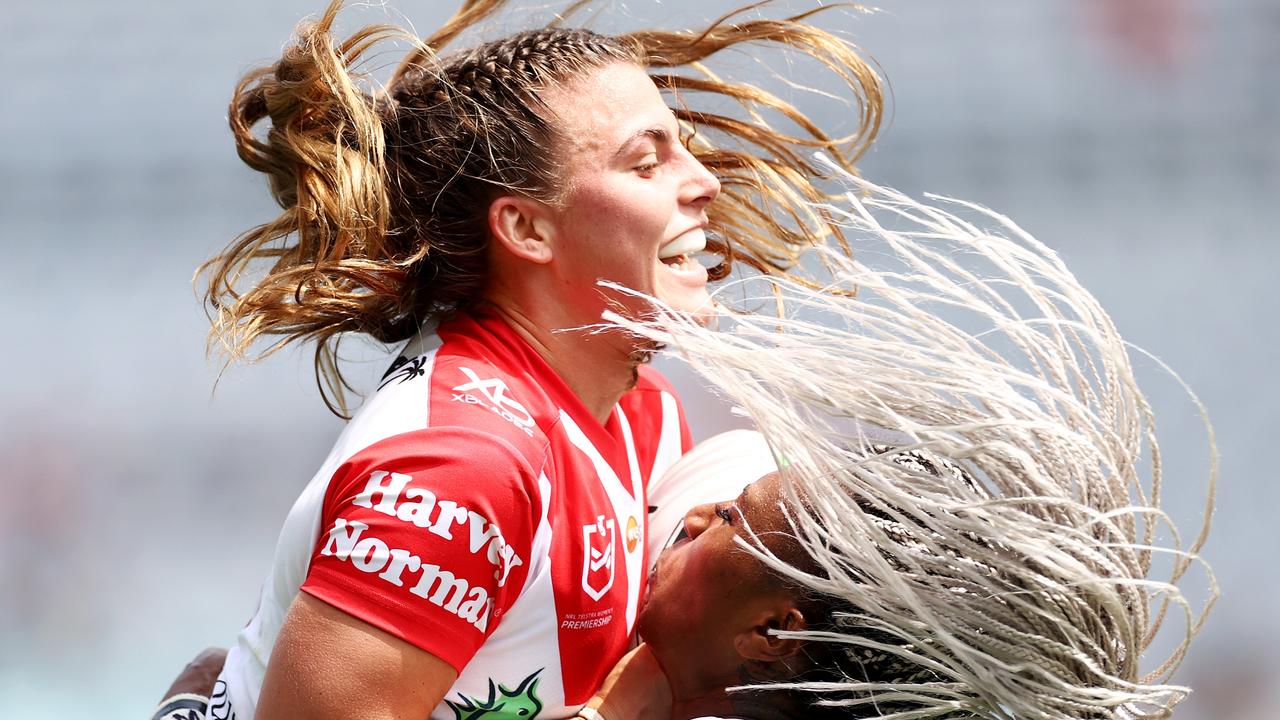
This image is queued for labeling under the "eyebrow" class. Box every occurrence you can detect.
[613,127,672,159]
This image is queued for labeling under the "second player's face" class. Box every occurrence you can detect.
[538,62,722,323]
[637,472,803,695]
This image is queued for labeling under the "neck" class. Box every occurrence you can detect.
[485,299,642,424]
[672,690,799,720]
[664,661,746,717]
[666,659,812,720]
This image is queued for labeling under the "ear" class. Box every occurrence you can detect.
[488,195,556,265]
[734,604,807,664]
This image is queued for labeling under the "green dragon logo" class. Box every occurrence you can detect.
[446,668,543,720]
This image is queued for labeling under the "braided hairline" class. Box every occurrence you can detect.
[395,27,639,107]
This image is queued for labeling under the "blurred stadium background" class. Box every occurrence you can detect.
[1,1,1275,717]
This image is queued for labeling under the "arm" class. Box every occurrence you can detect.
[257,428,538,719]
[257,592,458,720]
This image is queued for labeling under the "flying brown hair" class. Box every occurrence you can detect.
[201,0,883,415]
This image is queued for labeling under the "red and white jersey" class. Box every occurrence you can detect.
[212,312,691,720]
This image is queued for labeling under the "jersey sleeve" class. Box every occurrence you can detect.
[300,426,539,672]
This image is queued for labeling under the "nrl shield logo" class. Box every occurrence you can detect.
[581,515,616,601]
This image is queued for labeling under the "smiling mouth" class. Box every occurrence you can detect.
[658,228,707,272]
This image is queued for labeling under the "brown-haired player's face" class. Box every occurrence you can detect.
[637,472,799,694]
[540,62,722,320]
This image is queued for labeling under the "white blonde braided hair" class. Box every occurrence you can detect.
[603,156,1216,719]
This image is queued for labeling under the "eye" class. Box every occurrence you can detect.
[715,504,733,524]
[634,159,660,176]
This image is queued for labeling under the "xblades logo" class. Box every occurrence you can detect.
[452,367,536,436]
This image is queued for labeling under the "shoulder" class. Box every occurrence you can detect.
[427,353,551,449]
[619,364,684,419]
[316,426,544,590]
[620,364,686,428]
[322,427,543,550]
[617,365,692,480]
[361,325,554,462]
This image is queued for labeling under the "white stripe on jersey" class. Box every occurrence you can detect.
[557,409,647,631]
[652,391,686,484]
[609,407,647,631]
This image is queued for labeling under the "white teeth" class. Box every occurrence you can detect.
[658,228,706,260]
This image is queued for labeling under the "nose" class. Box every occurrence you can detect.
[681,502,718,540]
[679,146,721,210]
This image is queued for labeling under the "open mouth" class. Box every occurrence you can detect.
[660,253,702,272]
[658,228,707,274]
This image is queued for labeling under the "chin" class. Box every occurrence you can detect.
[658,292,716,325]
[636,582,673,648]
[636,612,678,677]
[684,296,718,327]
